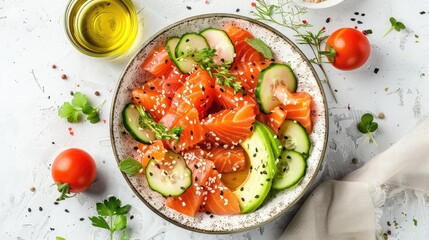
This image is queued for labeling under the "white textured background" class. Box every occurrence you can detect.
[0,0,428,239]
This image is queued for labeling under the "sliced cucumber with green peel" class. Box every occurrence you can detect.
[122,103,156,144]
[166,37,180,61]
[146,151,192,197]
[258,122,282,160]
[279,120,311,158]
[200,28,235,66]
[256,63,297,114]
[272,150,307,190]
[175,33,209,74]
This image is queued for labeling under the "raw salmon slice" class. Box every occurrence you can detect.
[132,88,171,122]
[202,104,256,146]
[266,107,288,135]
[214,85,259,114]
[225,26,263,63]
[170,70,216,119]
[137,140,167,168]
[230,61,271,93]
[164,108,205,153]
[141,47,173,76]
[275,85,313,133]
[203,170,241,215]
[206,146,246,173]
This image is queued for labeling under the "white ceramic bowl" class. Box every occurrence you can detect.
[294,0,344,9]
[110,14,328,233]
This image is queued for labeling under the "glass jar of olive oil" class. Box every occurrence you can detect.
[65,0,138,58]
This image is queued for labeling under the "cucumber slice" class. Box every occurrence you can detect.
[175,33,209,74]
[278,120,311,159]
[166,37,180,61]
[256,63,297,114]
[146,151,192,197]
[258,122,282,160]
[200,28,235,66]
[122,103,156,144]
[272,150,307,190]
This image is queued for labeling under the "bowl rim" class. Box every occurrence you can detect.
[109,13,329,234]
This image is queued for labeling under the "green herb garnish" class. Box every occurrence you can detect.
[89,196,131,240]
[245,38,274,59]
[118,157,143,175]
[384,17,406,37]
[136,106,183,142]
[357,113,378,145]
[180,48,242,93]
[59,92,105,124]
[56,237,66,240]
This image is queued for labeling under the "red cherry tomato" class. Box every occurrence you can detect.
[325,28,370,70]
[52,148,96,200]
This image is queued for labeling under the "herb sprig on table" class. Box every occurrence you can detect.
[59,92,105,123]
[89,196,131,240]
[251,0,337,103]
[179,48,242,93]
[357,113,378,145]
[384,17,406,37]
[118,157,143,175]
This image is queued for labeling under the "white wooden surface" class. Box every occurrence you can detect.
[0,0,428,239]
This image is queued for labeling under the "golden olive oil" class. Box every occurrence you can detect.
[66,0,138,57]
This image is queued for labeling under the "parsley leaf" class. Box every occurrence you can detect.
[59,92,106,124]
[56,237,66,240]
[357,113,378,145]
[245,38,274,59]
[89,196,131,240]
[384,17,406,37]
[136,106,183,142]
[118,158,143,175]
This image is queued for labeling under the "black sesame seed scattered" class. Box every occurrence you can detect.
[255,195,260,199]
[195,177,198,182]
[54,202,59,205]
[361,13,365,16]
[262,164,266,168]
[354,12,359,15]
[283,167,287,172]
[164,59,168,64]
[186,6,192,10]
[70,91,74,96]
[180,186,185,190]
[250,126,254,131]
[266,178,271,182]
[65,209,69,213]
[282,147,287,151]
[357,20,363,24]
[190,130,194,136]
[133,146,138,150]
[326,17,331,23]
[220,88,225,92]
[185,38,190,42]
[28,208,32,212]
[250,165,253,170]
[253,153,257,157]
[283,136,288,140]
[236,8,240,12]
[210,214,214,218]
[149,172,153,176]
[155,164,161,169]
[287,156,291,159]
[420,11,426,15]
[52,142,55,144]
[241,197,245,202]
[50,228,55,231]
[194,164,199,169]
[150,86,155,90]
[251,75,254,79]
[255,148,258,152]
[220,190,224,196]
[262,170,267,175]
[220,58,225,62]
[240,187,244,191]
[39,207,43,211]
[80,218,84,221]
[351,18,356,21]
[374,68,379,74]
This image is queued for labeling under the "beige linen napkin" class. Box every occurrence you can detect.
[280,118,429,240]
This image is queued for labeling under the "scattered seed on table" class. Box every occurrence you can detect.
[52,142,55,145]
[70,91,74,96]
[61,74,67,80]
[374,68,380,74]
[351,18,356,21]
[236,8,240,12]
[378,113,385,119]
[79,218,84,221]
[54,202,59,205]
[420,11,426,15]
[30,186,36,192]
[326,17,331,23]
[52,64,56,69]
[94,91,100,96]
[28,208,32,212]
[130,215,134,220]
[361,13,366,16]
[39,207,43,211]
[65,209,69,213]
[352,158,358,164]
[186,6,191,10]
[50,228,55,231]
[354,12,359,15]
[357,20,363,24]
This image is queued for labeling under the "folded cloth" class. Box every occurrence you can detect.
[279,118,429,240]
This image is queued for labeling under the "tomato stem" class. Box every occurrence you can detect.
[319,64,338,103]
[54,182,76,201]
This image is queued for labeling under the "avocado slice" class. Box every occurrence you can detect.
[259,123,282,160]
[234,122,277,213]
